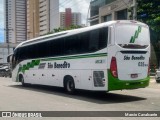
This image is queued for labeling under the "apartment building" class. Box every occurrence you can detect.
[5,0,60,41]
[4,0,27,43]
[27,0,39,39]
[60,8,81,28]
[72,12,81,27]
[39,0,60,36]
[27,0,60,38]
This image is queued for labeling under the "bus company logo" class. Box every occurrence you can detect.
[54,61,70,69]
[48,62,53,68]
[38,63,46,69]
[124,55,145,61]
[130,26,142,43]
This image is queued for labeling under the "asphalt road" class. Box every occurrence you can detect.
[0,77,160,120]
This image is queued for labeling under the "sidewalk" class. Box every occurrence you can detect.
[150,76,155,79]
[150,76,156,83]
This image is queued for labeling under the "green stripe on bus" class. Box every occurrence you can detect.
[16,53,107,81]
[23,60,40,73]
[16,59,41,81]
[41,53,107,61]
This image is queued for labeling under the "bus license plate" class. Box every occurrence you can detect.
[131,74,138,78]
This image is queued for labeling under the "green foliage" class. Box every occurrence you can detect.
[137,0,160,66]
[137,0,160,32]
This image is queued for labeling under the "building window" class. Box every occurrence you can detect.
[103,14,112,22]
[116,9,127,20]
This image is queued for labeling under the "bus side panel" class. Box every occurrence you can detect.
[79,70,92,90]
[12,53,108,91]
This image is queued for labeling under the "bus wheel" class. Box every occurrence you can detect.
[19,75,26,87]
[64,77,75,94]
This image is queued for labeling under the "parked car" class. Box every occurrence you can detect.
[155,69,160,83]
[0,65,12,78]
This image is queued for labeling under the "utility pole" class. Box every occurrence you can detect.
[133,0,137,20]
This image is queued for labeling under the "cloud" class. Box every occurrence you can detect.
[60,0,90,25]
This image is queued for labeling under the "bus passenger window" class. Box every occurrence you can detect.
[90,29,99,51]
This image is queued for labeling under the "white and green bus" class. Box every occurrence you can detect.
[9,20,150,94]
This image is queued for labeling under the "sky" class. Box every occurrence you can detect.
[0,0,90,43]
[0,0,4,43]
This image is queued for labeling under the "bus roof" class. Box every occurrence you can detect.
[15,20,148,50]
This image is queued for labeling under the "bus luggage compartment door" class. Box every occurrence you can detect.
[116,51,149,80]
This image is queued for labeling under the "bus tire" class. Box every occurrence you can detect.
[19,75,26,87]
[64,76,75,94]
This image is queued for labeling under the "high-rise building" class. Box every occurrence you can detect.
[49,0,60,32]
[72,13,81,27]
[39,0,60,36]
[60,8,81,28]
[65,8,72,28]
[60,12,65,28]
[27,0,39,39]
[5,0,60,42]
[4,0,27,43]
[27,0,60,39]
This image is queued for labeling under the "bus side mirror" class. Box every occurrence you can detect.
[7,56,10,63]
[7,54,13,63]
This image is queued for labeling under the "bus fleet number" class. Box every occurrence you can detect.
[138,62,148,67]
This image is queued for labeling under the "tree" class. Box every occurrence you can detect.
[137,0,160,66]
[137,0,160,32]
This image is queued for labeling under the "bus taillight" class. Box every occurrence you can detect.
[110,57,118,78]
